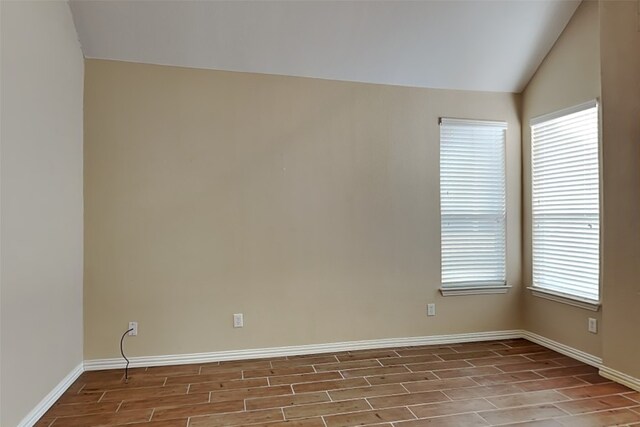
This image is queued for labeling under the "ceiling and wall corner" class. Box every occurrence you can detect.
[69,0,580,93]
[520,0,602,358]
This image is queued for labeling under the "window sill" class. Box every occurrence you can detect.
[527,287,601,311]
[440,285,512,296]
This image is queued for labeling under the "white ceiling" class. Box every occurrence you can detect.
[69,0,580,93]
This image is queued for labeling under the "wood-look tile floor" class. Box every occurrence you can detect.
[37,339,640,427]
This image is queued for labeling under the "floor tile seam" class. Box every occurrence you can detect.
[303,394,402,406]
[556,391,639,405]
[405,407,492,422]
[364,396,374,411]
[325,388,334,402]
[486,395,575,409]
[486,415,560,426]
[419,365,504,379]
[280,396,471,416]
[441,384,567,401]
[339,365,412,375]
[272,377,372,388]
[449,348,502,357]
[479,401,571,418]
[159,407,268,422]
[317,405,418,425]
[414,406,488,421]
[555,387,631,400]
[554,408,640,427]
[283,403,375,421]
[332,389,412,400]
[403,404,419,420]
[246,394,369,411]
[47,405,135,419]
[557,405,640,418]
[490,362,564,375]
[475,406,569,426]
[46,398,122,410]
[468,372,579,386]
[484,397,500,410]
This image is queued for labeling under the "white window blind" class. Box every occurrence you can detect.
[440,118,507,289]
[531,100,600,302]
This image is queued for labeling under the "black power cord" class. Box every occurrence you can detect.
[120,328,134,382]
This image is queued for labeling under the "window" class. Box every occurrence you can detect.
[531,100,600,305]
[439,118,507,295]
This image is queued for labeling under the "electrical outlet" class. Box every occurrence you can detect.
[427,304,436,316]
[128,321,138,336]
[588,318,597,334]
[233,313,244,328]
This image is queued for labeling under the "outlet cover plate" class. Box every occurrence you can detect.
[427,304,436,316]
[128,321,138,336]
[233,313,244,328]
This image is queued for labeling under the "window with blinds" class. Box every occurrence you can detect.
[440,118,507,290]
[531,100,600,302]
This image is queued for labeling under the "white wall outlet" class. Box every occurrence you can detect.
[588,317,597,334]
[427,304,436,316]
[128,321,138,336]
[233,313,244,328]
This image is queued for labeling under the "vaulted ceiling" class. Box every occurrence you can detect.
[69,0,580,93]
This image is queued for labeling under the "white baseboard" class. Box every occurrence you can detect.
[17,362,83,427]
[83,330,522,370]
[521,330,603,368]
[600,365,640,392]
[27,330,637,427]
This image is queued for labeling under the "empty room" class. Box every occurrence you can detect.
[1,0,639,426]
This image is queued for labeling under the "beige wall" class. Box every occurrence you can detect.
[84,59,522,359]
[521,0,602,357]
[600,0,640,379]
[0,2,84,426]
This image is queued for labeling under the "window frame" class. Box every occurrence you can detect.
[528,100,602,311]
[438,117,510,297]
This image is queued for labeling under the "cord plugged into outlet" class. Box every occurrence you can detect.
[120,322,137,382]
